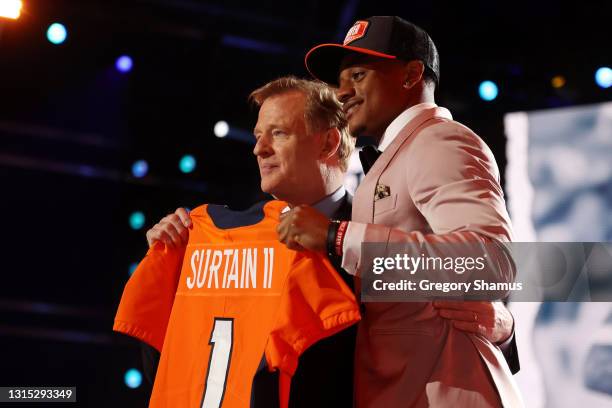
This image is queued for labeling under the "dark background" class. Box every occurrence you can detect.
[0,0,610,406]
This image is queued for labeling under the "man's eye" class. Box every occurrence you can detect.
[272,130,285,137]
[352,71,365,81]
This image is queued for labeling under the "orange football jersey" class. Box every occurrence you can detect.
[114,200,360,408]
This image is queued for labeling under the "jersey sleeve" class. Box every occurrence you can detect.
[264,253,361,375]
[113,242,186,351]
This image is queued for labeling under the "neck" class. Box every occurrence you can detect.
[371,87,436,142]
[321,166,343,196]
[413,91,435,106]
[285,167,343,208]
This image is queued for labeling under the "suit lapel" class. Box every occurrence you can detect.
[353,106,452,223]
[333,192,353,220]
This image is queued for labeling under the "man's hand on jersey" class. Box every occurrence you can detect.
[146,207,192,248]
[278,205,329,253]
[433,300,514,344]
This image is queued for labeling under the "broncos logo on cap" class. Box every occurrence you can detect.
[343,21,369,45]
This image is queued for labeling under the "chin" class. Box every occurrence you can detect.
[264,187,292,203]
[261,179,283,197]
[260,179,273,194]
[349,123,367,137]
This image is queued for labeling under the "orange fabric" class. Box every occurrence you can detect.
[114,242,185,351]
[114,201,360,408]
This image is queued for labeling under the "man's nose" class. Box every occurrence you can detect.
[253,135,272,157]
[336,83,355,104]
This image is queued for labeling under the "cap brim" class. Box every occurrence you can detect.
[305,43,396,86]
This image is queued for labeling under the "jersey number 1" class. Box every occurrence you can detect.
[200,318,234,408]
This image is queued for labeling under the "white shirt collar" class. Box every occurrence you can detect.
[378,102,438,151]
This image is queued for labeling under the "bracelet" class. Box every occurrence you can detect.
[334,221,349,257]
[327,220,341,258]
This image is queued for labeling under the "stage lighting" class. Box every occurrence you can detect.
[116,55,133,73]
[595,67,612,89]
[46,23,67,45]
[129,211,145,230]
[124,368,142,389]
[179,155,196,174]
[0,0,22,19]
[551,75,566,89]
[479,81,498,101]
[128,262,138,276]
[214,121,229,138]
[131,160,148,178]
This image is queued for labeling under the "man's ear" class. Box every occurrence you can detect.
[403,60,425,90]
[320,127,341,160]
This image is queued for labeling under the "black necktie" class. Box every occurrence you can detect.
[359,145,382,175]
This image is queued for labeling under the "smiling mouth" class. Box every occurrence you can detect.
[345,102,361,119]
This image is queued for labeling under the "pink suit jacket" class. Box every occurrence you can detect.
[349,106,524,407]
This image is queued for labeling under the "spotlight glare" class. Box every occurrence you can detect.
[478,80,498,101]
[551,75,566,89]
[129,211,145,230]
[0,0,22,19]
[595,67,612,89]
[116,55,133,73]
[214,121,229,138]
[124,368,142,389]
[131,160,148,178]
[47,23,67,45]
[179,155,196,174]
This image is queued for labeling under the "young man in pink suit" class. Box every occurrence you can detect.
[279,16,523,407]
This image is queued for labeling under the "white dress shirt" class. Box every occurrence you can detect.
[341,103,441,275]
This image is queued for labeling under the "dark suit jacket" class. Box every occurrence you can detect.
[286,193,356,408]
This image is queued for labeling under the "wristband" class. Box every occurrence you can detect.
[327,220,341,258]
[334,221,349,257]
